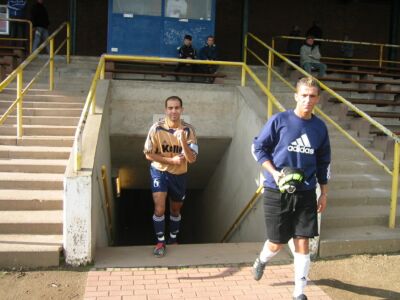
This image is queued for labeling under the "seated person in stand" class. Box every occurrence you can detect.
[199,35,218,83]
[175,34,197,81]
[300,35,327,77]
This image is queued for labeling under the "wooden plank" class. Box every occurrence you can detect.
[319,76,400,86]
[328,98,400,106]
[106,67,226,78]
[347,110,400,118]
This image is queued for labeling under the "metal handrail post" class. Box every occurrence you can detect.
[243,34,248,64]
[17,71,23,138]
[389,142,399,228]
[267,49,273,118]
[67,23,71,64]
[241,64,246,87]
[28,22,32,53]
[271,38,275,67]
[49,39,54,91]
[379,45,384,68]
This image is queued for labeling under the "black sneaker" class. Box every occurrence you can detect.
[293,294,308,300]
[252,257,266,281]
[153,242,166,258]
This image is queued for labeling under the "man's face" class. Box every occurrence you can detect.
[294,85,320,115]
[165,99,183,122]
[306,38,314,46]
[207,37,214,46]
[184,39,192,46]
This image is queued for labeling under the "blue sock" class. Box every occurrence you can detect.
[169,214,181,243]
[153,214,165,244]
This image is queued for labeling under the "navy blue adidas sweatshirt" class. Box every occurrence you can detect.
[252,110,331,191]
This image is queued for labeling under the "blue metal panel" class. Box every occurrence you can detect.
[107,0,216,57]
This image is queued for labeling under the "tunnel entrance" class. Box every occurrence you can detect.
[115,189,204,246]
[107,81,266,248]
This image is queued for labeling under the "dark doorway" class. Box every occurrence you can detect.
[115,189,203,246]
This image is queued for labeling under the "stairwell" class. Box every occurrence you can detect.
[0,55,97,267]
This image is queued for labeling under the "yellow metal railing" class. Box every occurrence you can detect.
[273,35,400,68]
[0,18,33,53]
[245,32,400,229]
[0,22,71,137]
[101,165,114,245]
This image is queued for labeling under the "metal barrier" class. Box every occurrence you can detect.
[0,22,71,137]
[273,35,400,68]
[0,18,33,54]
[245,32,399,229]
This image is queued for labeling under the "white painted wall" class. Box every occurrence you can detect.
[196,87,268,243]
[64,80,114,266]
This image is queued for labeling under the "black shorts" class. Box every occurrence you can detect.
[263,188,318,244]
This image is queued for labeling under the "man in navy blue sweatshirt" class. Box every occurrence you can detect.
[251,77,331,300]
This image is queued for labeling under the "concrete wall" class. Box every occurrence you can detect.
[196,87,268,243]
[64,80,115,266]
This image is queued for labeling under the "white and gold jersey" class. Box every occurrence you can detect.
[144,118,198,175]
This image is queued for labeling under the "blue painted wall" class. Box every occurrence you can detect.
[107,0,216,57]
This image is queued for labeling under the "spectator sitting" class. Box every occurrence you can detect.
[199,35,218,83]
[175,34,196,81]
[341,34,354,63]
[300,35,327,77]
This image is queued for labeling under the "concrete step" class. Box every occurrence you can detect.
[331,159,390,173]
[329,188,391,206]
[0,172,63,190]
[0,125,76,136]
[0,145,71,159]
[331,147,385,160]
[0,158,67,173]
[0,189,63,210]
[323,205,396,228]
[0,136,74,147]
[0,107,82,117]
[0,234,62,267]
[0,100,84,109]
[0,210,63,234]
[4,116,79,126]
[329,173,392,190]
[0,93,85,103]
[319,225,400,257]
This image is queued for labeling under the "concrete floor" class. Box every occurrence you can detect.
[94,242,292,269]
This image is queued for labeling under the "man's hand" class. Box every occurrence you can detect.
[170,154,186,165]
[174,129,187,144]
[317,193,327,213]
[272,169,284,186]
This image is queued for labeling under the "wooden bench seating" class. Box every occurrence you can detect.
[333,87,400,95]
[327,68,400,78]
[106,61,226,82]
[318,76,400,86]
[328,98,400,106]
[323,60,400,73]
[347,110,400,119]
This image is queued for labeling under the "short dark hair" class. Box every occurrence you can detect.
[165,96,183,108]
[296,77,321,95]
[184,34,192,41]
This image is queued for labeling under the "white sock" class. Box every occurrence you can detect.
[259,240,279,263]
[293,252,310,297]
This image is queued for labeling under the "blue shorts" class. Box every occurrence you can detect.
[150,166,187,202]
